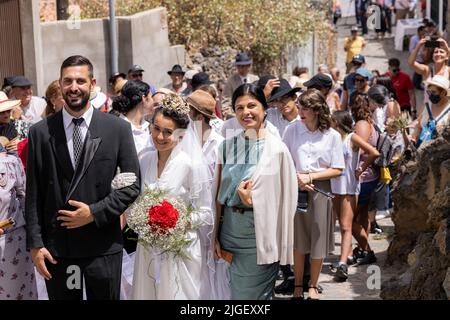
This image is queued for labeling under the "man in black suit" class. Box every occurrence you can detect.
[25,55,140,300]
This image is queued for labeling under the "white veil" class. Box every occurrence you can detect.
[176,119,217,300]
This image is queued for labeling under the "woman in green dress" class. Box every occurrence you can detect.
[213,83,297,300]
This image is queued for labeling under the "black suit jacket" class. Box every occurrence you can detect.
[25,109,141,258]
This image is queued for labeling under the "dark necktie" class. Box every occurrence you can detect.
[72,117,84,167]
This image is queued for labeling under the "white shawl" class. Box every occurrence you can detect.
[251,129,298,265]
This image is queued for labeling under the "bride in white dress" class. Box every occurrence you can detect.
[131,94,215,300]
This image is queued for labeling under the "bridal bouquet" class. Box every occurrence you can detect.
[127,187,196,256]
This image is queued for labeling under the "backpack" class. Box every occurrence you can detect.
[373,124,395,168]
[416,103,450,147]
[334,7,342,19]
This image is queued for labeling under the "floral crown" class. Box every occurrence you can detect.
[160,93,190,116]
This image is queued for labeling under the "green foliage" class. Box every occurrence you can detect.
[78,0,328,72]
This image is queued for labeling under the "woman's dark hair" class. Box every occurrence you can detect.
[293,66,308,77]
[232,83,268,111]
[112,80,150,114]
[331,111,353,134]
[368,85,389,105]
[374,76,397,101]
[151,94,190,129]
[297,88,331,132]
[351,94,372,123]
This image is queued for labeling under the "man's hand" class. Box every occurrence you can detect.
[31,247,57,281]
[58,200,95,229]
[0,228,3,235]
[263,78,280,99]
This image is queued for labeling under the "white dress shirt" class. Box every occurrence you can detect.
[220,117,281,140]
[20,96,47,124]
[119,114,152,156]
[209,117,224,134]
[163,82,187,95]
[282,121,345,173]
[266,108,300,137]
[62,106,94,169]
[202,129,224,176]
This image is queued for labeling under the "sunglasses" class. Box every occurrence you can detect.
[354,77,366,82]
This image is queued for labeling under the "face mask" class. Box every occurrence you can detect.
[429,92,442,104]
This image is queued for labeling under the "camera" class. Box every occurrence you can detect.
[296,190,308,213]
[425,36,440,48]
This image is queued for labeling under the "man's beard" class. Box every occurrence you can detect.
[63,91,90,112]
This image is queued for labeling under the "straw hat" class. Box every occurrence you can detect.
[0,91,20,113]
[0,136,9,147]
[426,75,450,96]
[186,90,217,119]
[114,79,128,95]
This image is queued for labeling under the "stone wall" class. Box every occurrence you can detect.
[186,30,335,84]
[381,126,450,300]
[38,7,185,95]
[40,18,111,94]
[116,8,185,90]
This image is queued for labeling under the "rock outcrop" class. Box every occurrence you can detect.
[381,126,450,300]
[186,47,239,82]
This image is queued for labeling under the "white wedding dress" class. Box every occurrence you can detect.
[131,144,214,300]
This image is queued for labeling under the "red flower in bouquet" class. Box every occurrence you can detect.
[147,201,179,234]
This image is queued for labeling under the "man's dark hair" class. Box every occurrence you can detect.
[388,58,400,68]
[417,25,426,33]
[426,21,436,28]
[60,55,94,78]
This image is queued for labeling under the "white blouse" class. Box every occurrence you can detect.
[266,108,300,137]
[202,129,224,178]
[282,121,345,173]
[119,114,152,156]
